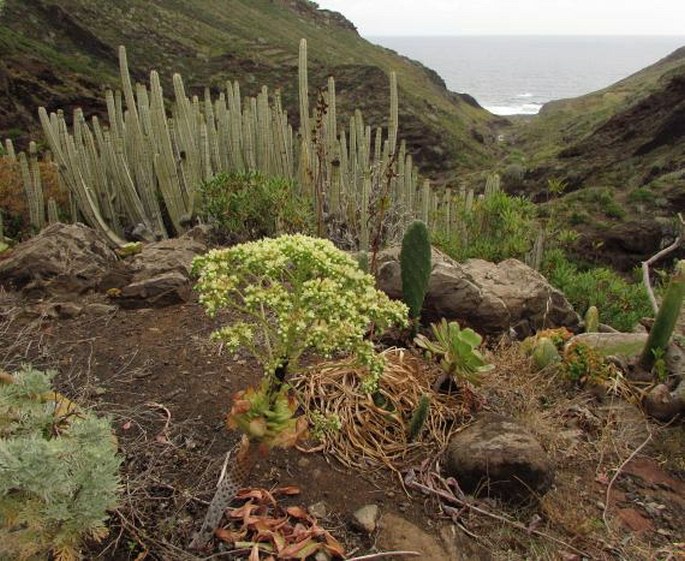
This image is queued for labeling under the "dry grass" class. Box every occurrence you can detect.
[293,348,479,474]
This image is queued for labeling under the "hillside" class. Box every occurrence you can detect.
[0,0,502,177]
[513,46,685,199]
[503,47,685,270]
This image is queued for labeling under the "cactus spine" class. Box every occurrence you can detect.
[640,260,685,370]
[400,220,432,335]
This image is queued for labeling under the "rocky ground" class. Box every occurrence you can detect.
[1,224,684,560]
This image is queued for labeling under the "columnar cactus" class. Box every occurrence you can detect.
[640,260,685,370]
[401,220,432,334]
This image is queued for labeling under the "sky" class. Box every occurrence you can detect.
[314,0,685,36]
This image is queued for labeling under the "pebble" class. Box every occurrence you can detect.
[308,501,328,519]
[352,504,380,533]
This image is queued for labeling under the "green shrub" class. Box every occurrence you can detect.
[542,249,652,331]
[0,366,121,561]
[198,171,314,244]
[628,187,655,205]
[433,191,537,263]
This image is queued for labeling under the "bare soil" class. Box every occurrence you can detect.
[1,289,684,560]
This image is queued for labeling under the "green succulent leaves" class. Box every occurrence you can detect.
[414,319,493,385]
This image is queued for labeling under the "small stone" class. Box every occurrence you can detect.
[352,504,380,534]
[308,501,328,519]
[314,551,332,561]
[595,501,606,510]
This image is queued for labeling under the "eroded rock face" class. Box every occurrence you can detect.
[114,235,207,309]
[0,223,117,295]
[444,413,554,502]
[375,246,579,337]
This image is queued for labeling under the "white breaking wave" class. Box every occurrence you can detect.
[517,92,534,98]
[484,103,543,116]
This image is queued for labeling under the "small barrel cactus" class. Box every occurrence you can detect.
[531,337,561,371]
[584,305,600,333]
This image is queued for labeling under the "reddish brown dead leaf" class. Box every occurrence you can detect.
[323,532,345,557]
[249,543,261,561]
[285,506,310,520]
[279,537,321,559]
[215,527,248,543]
[274,486,301,496]
[122,420,133,431]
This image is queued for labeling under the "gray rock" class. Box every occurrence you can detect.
[114,234,207,308]
[375,247,579,337]
[643,383,685,422]
[308,501,328,519]
[567,333,647,360]
[444,413,554,502]
[377,513,451,560]
[351,504,380,534]
[0,223,116,295]
[118,271,191,309]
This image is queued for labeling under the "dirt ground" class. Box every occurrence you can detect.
[1,288,684,561]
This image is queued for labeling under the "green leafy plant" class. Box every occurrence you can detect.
[414,319,493,385]
[562,342,618,385]
[192,234,408,395]
[433,190,538,263]
[542,248,652,332]
[0,366,121,561]
[198,171,314,244]
[191,235,407,548]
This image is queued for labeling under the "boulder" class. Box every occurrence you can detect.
[110,234,207,308]
[376,513,491,561]
[444,413,554,502]
[0,223,117,295]
[566,333,647,360]
[375,247,579,337]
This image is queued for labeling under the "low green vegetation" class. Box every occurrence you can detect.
[414,319,493,386]
[432,190,538,263]
[199,171,314,244]
[0,367,121,561]
[542,248,652,331]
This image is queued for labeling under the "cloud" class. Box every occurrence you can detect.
[315,0,685,36]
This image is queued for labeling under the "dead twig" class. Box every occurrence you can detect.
[642,212,684,313]
[602,422,654,530]
[404,467,591,559]
[345,551,421,561]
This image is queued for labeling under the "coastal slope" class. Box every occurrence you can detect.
[0,0,501,176]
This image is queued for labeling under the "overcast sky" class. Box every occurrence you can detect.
[314,0,685,36]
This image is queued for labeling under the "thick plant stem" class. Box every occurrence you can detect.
[640,260,685,370]
[189,435,260,550]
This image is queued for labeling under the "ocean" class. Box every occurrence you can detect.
[369,36,685,115]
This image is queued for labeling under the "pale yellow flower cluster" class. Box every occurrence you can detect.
[192,235,408,390]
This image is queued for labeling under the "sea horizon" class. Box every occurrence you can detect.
[369,35,685,115]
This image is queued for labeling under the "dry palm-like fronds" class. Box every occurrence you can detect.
[292,349,478,472]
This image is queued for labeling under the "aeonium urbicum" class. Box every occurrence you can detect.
[192,234,408,398]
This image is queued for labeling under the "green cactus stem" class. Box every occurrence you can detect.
[584,305,600,333]
[531,337,561,371]
[640,260,685,371]
[400,220,432,335]
[407,394,430,442]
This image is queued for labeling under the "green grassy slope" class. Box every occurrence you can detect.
[0,0,502,176]
[514,46,685,190]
